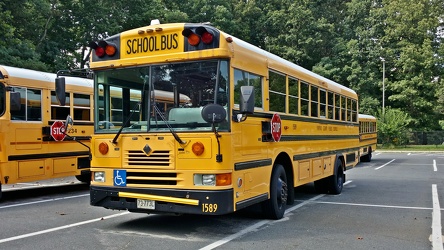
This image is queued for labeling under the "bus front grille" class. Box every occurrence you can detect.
[124,150,173,169]
[126,171,177,185]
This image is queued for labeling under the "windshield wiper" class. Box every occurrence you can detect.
[149,79,185,145]
[112,101,141,144]
[153,104,186,145]
[112,74,149,145]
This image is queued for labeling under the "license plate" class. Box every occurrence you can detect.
[137,199,155,209]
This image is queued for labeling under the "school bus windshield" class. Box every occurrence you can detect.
[95,60,229,133]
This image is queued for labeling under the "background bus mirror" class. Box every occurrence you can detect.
[64,115,74,132]
[55,77,66,106]
[10,92,21,112]
[201,104,227,123]
[239,86,254,114]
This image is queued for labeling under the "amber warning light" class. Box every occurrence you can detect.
[182,27,214,46]
[89,41,117,58]
[182,26,218,49]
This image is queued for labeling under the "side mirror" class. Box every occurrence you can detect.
[10,92,21,111]
[55,77,66,106]
[201,104,227,123]
[239,86,254,114]
[64,115,74,132]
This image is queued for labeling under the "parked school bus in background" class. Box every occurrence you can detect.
[59,20,360,219]
[358,114,377,162]
[0,65,93,199]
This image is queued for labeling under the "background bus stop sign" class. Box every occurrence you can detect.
[271,113,282,142]
[51,120,66,141]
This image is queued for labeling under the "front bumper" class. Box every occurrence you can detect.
[90,185,234,215]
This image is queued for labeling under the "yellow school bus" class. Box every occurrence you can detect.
[66,20,360,219]
[0,65,94,199]
[358,114,377,162]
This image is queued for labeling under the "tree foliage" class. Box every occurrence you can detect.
[0,0,443,131]
[377,107,411,147]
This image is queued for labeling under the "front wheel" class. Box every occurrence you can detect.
[262,164,288,220]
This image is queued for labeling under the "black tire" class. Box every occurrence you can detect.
[0,184,2,200]
[286,178,295,205]
[328,159,344,195]
[262,164,288,220]
[361,148,372,162]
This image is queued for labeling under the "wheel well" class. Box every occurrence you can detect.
[274,152,294,204]
[337,155,346,172]
[274,152,293,186]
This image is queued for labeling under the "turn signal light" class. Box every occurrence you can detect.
[192,141,205,156]
[216,173,232,186]
[99,142,109,155]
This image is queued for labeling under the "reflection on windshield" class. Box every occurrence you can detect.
[0,84,5,117]
[95,60,229,133]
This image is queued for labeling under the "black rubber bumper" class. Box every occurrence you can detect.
[90,185,234,215]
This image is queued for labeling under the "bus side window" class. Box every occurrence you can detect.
[11,87,26,120]
[10,87,42,121]
[10,92,21,111]
[234,68,263,109]
[27,88,42,121]
[268,70,285,113]
[73,93,91,121]
[51,91,70,120]
[300,82,309,116]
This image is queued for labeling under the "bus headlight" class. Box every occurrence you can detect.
[94,171,105,182]
[202,174,216,186]
[194,174,215,186]
[194,173,232,186]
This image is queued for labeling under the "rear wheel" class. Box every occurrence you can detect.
[262,164,288,219]
[328,159,344,194]
[361,148,372,162]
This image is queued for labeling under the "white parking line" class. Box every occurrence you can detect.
[198,194,325,250]
[0,194,89,210]
[303,200,433,210]
[432,184,443,250]
[375,159,395,170]
[0,212,130,244]
[434,160,438,172]
[199,180,352,250]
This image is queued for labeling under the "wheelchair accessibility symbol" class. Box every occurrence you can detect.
[114,170,126,187]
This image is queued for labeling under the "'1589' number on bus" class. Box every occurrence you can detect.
[202,203,218,213]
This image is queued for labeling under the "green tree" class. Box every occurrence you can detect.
[0,0,49,70]
[377,107,411,147]
[375,0,443,130]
